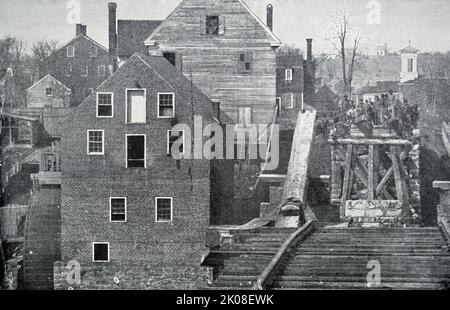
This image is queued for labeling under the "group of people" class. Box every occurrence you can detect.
[335,90,419,137]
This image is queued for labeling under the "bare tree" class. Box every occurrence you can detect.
[31,40,58,62]
[329,13,362,96]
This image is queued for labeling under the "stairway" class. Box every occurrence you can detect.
[208,228,295,289]
[23,186,61,290]
[271,226,450,289]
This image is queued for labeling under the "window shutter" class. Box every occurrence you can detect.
[219,15,226,35]
[200,16,206,35]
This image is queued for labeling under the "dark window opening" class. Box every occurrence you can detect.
[163,52,176,67]
[408,58,413,73]
[89,46,97,57]
[167,130,184,157]
[156,198,172,222]
[127,135,145,168]
[110,198,126,222]
[206,15,219,35]
[46,87,52,96]
[238,52,252,73]
[93,243,109,262]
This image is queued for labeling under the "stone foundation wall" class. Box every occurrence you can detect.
[53,262,210,290]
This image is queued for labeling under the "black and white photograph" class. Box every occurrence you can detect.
[0,0,449,295]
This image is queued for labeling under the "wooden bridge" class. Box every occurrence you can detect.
[203,111,450,290]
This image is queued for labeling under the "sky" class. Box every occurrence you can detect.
[1,0,450,55]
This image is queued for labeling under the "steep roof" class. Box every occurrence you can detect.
[44,34,108,60]
[117,20,163,57]
[144,0,282,46]
[315,85,339,109]
[65,53,221,126]
[26,74,71,92]
[136,54,218,124]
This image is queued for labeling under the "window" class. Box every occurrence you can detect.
[82,66,88,77]
[167,130,184,157]
[92,242,109,262]
[46,87,53,97]
[126,89,146,123]
[238,107,252,127]
[65,64,72,76]
[276,97,281,116]
[285,69,293,81]
[407,58,413,72]
[110,197,126,222]
[67,46,74,57]
[97,92,113,117]
[87,130,104,155]
[155,197,172,222]
[206,15,219,35]
[238,53,252,73]
[284,93,294,109]
[126,134,145,168]
[158,93,175,118]
[98,65,106,77]
[163,52,176,67]
[89,46,98,57]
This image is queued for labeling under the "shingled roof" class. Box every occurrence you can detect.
[117,20,163,57]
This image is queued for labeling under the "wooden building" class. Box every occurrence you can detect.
[139,0,282,125]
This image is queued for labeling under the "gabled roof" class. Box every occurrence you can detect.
[66,53,220,125]
[117,20,163,57]
[144,0,282,47]
[399,45,420,54]
[316,85,338,101]
[135,54,218,123]
[45,34,108,60]
[26,74,71,92]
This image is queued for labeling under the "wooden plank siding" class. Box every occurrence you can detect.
[148,0,279,124]
[0,205,28,239]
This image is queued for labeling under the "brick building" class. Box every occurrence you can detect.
[26,74,71,108]
[58,53,232,288]
[39,24,113,106]
[276,53,304,130]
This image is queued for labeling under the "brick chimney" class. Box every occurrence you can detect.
[266,4,273,32]
[306,38,312,60]
[108,2,117,71]
[303,38,315,107]
[76,23,83,36]
[81,24,87,36]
